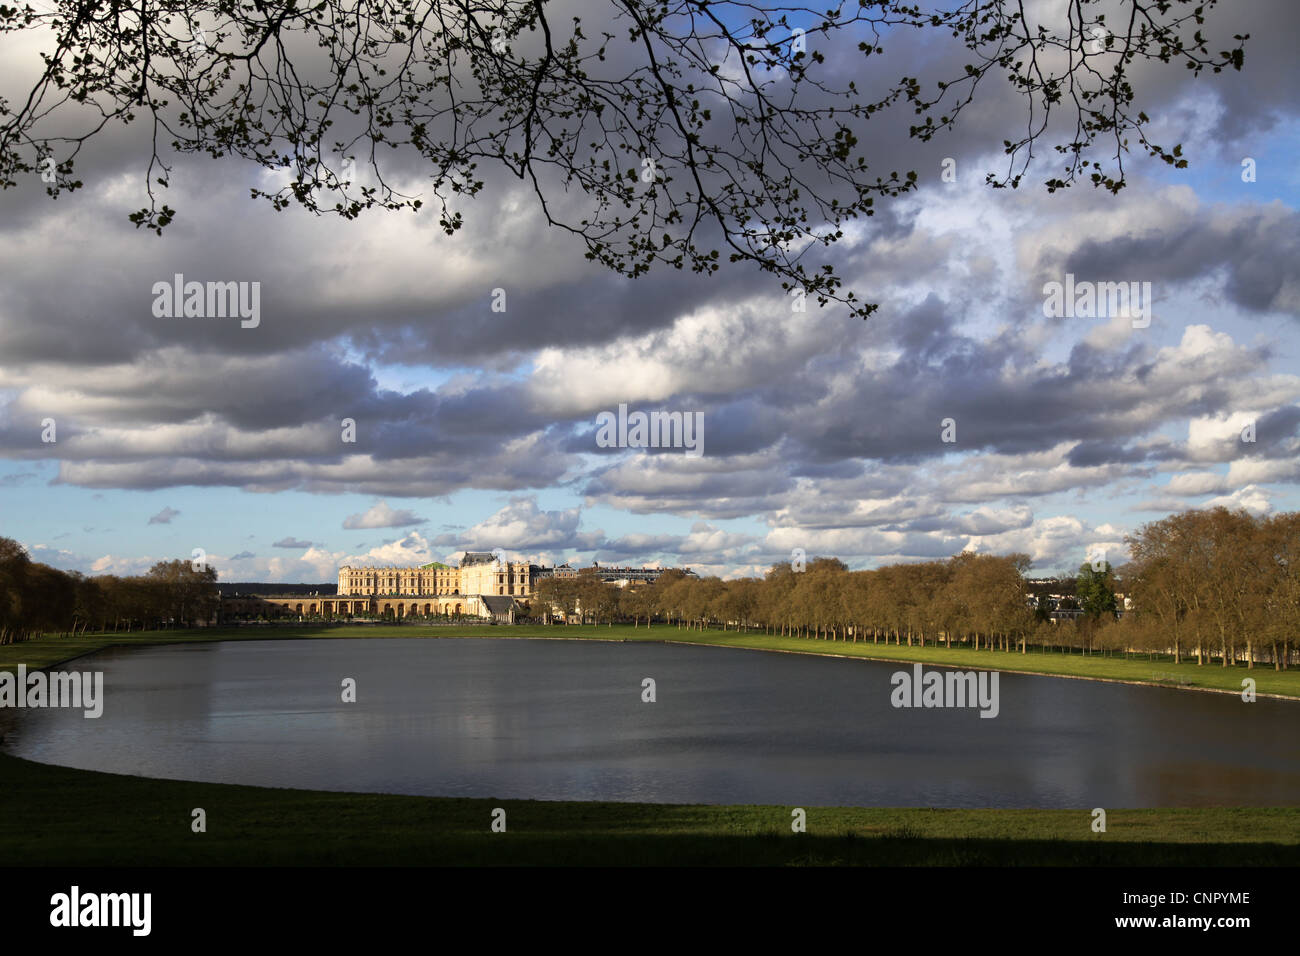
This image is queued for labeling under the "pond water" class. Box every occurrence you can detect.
[2,637,1297,807]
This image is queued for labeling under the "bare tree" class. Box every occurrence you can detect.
[0,0,1247,317]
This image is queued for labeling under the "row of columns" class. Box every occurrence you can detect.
[281,599,469,618]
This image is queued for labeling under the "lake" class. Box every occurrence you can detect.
[2,637,1297,807]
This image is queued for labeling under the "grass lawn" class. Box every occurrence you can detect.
[2,623,1296,866]
[1,752,1297,866]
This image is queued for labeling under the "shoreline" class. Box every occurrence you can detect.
[654,638,1300,702]
[3,624,1297,701]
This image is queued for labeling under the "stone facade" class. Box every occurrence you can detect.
[337,552,536,598]
[336,564,461,597]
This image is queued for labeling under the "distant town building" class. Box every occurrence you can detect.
[1025,578,1129,623]
[532,563,577,582]
[588,563,692,587]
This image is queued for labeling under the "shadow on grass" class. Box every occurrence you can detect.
[3,754,1296,867]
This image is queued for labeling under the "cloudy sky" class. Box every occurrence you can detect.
[1,0,1297,582]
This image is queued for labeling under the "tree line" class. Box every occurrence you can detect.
[1124,508,1299,669]
[0,537,218,643]
[533,507,1298,669]
[536,552,1040,651]
[2,505,1294,668]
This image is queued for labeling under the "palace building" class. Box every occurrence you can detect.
[338,552,535,598]
[220,554,689,624]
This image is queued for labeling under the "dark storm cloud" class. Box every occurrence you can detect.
[580,310,1289,517]
[1255,404,1300,446]
[1043,202,1300,319]
[2,232,1288,511]
[1067,440,1154,468]
[1171,0,1300,145]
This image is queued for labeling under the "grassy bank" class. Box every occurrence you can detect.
[3,622,1299,699]
[1,752,1297,866]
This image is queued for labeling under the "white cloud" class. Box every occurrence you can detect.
[342,501,425,529]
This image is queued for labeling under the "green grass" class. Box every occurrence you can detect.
[640,629,1300,699]
[3,622,1298,699]
[3,622,1297,866]
[1,752,1297,865]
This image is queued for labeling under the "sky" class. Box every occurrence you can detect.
[1,0,1298,583]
